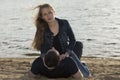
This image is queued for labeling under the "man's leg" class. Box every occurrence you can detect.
[69,51,91,78]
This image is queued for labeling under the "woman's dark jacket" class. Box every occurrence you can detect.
[41,18,76,55]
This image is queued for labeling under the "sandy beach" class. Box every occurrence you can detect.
[0,57,119,80]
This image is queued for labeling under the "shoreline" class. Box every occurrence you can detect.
[0,55,120,59]
[0,57,120,80]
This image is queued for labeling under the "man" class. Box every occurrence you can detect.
[29,48,83,79]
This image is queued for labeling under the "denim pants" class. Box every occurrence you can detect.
[69,51,91,77]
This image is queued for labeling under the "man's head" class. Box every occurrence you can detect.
[44,48,60,69]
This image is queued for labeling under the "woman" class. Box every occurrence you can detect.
[32,3,91,78]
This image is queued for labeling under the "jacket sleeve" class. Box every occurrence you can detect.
[65,20,76,52]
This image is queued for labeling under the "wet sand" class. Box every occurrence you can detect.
[0,57,120,80]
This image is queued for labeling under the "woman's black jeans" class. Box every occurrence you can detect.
[73,41,83,59]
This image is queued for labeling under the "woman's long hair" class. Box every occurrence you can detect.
[32,4,54,51]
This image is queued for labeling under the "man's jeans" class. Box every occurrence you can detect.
[69,51,91,77]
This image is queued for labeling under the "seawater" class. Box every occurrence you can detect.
[0,0,120,58]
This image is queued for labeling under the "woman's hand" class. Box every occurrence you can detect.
[65,52,69,57]
[59,52,69,61]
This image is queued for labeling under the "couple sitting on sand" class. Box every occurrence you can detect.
[28,3,92,79]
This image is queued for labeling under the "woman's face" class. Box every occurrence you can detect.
[41,7,55,23]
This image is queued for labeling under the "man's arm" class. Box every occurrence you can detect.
[72,70,83,80]
[28,70,41,79]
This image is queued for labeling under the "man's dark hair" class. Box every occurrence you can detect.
[44,50,59,67]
